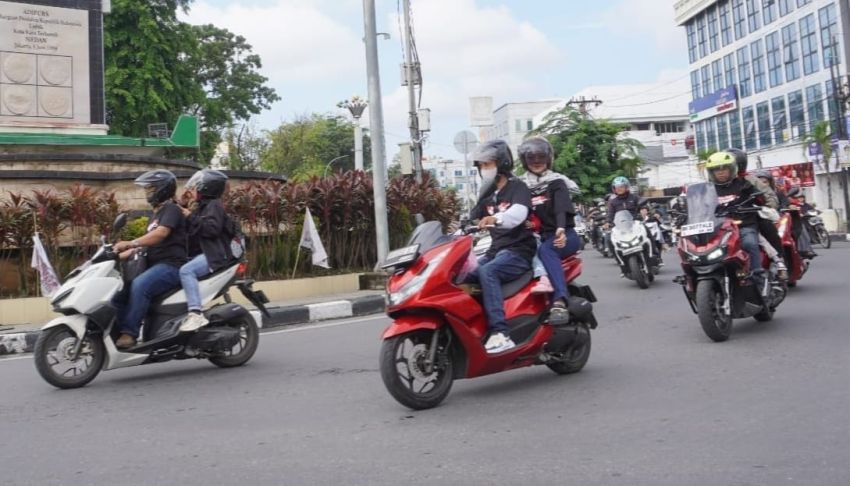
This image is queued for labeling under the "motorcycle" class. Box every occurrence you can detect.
[776,208,809,287]
[33,214,270,389]
[574,215,588,251]
[378,221,599,410]
[674,183,786,342]
[610,210,660,289]
[803,209,830,249]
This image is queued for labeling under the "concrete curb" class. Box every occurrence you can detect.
[0,294,387,357]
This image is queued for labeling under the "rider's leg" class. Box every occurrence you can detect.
[179,254,212,331]
[739,225,764,274]
[116,263,181,346]
[477,249,530,351]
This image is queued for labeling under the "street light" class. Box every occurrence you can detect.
[339,96,368,171]
[323,155,350,177]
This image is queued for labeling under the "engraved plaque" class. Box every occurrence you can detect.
[2,53,35,84]
[2,84,36,116]
[39,56,72,86]
[39,86,72,117]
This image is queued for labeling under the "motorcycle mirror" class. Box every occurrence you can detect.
[413,213,425,225]
[111,213,128,238]
[787,187,801,197]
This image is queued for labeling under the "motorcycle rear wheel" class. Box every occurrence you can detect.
[629,256,650,289]
[546,326,591,375]
[208,315,259,368]
[34,326,104,389]
[696,280,732,342]
[816,226,831,249]
[380,329,453,410]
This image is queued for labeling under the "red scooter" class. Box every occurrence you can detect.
[379,221,598,410]
[674,183,785,342]
[775,209,808,287]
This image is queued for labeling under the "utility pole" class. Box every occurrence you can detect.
[566,96,603,115]
[402,0,422,183]
[363,0,390,264]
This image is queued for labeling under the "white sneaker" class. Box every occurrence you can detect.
[484,332,516,354]
[180,312,209,332]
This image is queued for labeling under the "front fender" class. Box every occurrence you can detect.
[381,313,442,340]
[41,314,88,337]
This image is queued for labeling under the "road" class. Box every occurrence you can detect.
[1,243,849,485]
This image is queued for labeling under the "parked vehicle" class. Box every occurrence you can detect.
[378,221,598,410]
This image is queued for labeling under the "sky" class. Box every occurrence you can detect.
[181,0,689,160]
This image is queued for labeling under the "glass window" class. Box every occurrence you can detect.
[743,106,757,149]
[712,59,723,91]
[717,113,730,149]
[706,118,718,149]
[515,119,521,132]
[800,14,819,75]
[766,31,783,87]
[757,101,772,147]
[691,70,701,99]
[737,46,752,98]
[730,110,743,148]
[469,169,477,176]
[788,90,805,137]
[772,96,787,143]
[763,0,778,25]
[733,0,747,39]
[701,65,712,96]
[724,53,736,88]
[779,0,794,16]
[825,79,839,133]
[746,0,761,33]
[806,84,824,128]
[454,169,463,176]
[707,6,719,52]
[697,13,708,58]
[751,39,766,93]
[782,22,801,82]
[527,120,533,131]
[457,183,464,190]
[819,3,839,68]
[695,122,706,153]
[687,22,698,63]
[719,1,732,46]
[797,0,811,7]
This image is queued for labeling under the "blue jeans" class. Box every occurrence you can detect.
[739,226,763,273]
[114,263,181,338]
[464,249,531,335]
[537,228,581,303]
[180,254,211,312]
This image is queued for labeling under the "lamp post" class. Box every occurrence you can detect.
[339,97,368,171]
[323,155,350,178]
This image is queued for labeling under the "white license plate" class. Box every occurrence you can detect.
[680,221,715,237]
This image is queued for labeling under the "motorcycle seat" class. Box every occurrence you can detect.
[460,270,534,299]
[147,262,240,308]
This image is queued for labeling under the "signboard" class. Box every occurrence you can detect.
[760,162,816,188]
[469,96,493,127]
[688,86,738,122]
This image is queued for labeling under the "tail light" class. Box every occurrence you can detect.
[236,262,247,277]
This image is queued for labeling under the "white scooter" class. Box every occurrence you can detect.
[609,210,660,289]
[34,214,269,389]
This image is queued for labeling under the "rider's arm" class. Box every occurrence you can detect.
[494,204,528,229]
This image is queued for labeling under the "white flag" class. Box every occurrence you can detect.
[299,208,331,269]
[31,234,61,298]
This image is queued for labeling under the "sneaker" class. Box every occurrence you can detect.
[530,275,554,293]
[549,301,570,326]
[180,312,209,332]
[774,261,788,281]
[115,334,136,350]
[484,332,516,354]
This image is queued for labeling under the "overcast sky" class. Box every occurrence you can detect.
[182,0,688,160]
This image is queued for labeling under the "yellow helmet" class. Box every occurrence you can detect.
[705,151,737,184]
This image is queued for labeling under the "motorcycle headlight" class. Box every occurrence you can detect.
[777,219,787,238]
[706,247,725,261]
[387,248,450,306]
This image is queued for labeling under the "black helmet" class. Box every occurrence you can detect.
[135,170,177,206]
[473,139,514,176]
[753,169,775,190]
[518,137,553,174]
[724,147,748,175]
[186,169,228,199]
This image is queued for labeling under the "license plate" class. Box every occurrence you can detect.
[680,221,715,237]
[381,244,420,269]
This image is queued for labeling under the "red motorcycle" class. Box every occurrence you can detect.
[379,221,598,410]
[775,209,808,287]
[674,183,786,342]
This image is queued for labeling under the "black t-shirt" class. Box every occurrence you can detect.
[714,178,758,226]
[530,179,576,238]
[472,177,537,261]
[606,193,641,224]
[145,201,188,268]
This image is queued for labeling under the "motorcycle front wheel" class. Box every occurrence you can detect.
[696,279,732,342]
[380,329,453,410]
[34,326,105,389]
[816,225,831,249]
[629,256,650,289]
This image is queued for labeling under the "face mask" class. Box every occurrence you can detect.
[480,167,498,184]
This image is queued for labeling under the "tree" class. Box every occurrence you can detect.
[222,121,269,171]
[802,121,836,209]
[260,114,371,180]
[532,106,645,201]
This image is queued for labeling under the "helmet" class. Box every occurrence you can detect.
[518,137,553,174]
[705,152,737,185]
[724,147,748,175]
[473,139,514,176]
[135,170,177,206]
[752,169,775,190]
[611,176,630,191]
[186,169,228,199]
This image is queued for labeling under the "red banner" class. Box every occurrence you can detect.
[767,162,815,188]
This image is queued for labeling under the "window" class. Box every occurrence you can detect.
[697,13,708,58]
[782,23,801,82]
[457,183,464,190]
[719,1,732,46]
[766,31,783,87]
[469,169,477,176]
[527,120,533,131]
[743,106,756,149]
[724,53,736,88]
[779,0,794,16]
[800,14,819,75]
[737,46,752,97]
[687,22,698,63]
[454,169,463,177]
[696,122,707,153]
[634,123,651,131]
[515,119,521,132]
[772,96,787,143]
[805,84,824,128]
[757,101,772,147]
[730,110,743,148]
[691,70,701,99]
[712,59,723,91]
[788,90,805,137]
[746,0,761,33]
[706,118,718,149]
[751,39,766,93]
[657,122,685,133]
[717,113,730,149]
[701,65,712,96]
[707,7,719,52]
[797,0,811,7]
[733,0,747,39]
[763,0,778,25]
[826,79,839,133]
[819,3,839,68]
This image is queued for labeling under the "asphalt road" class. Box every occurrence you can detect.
[2,242,849,485]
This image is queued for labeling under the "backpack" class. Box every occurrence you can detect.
[222,213,246,260]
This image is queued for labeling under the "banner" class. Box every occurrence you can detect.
[31,234,61,298]
[299,208,330,268]
[766,162,815,188]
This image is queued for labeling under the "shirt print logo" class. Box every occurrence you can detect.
[147,219,160,232]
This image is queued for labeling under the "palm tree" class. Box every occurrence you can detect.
[802,121,834,209]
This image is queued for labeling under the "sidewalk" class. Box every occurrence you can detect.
[0,290,387,357]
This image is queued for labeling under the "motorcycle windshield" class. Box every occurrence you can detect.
[406,221,449,254]
[612,210,635,234]
[684,183,722,245]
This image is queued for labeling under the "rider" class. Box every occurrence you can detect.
[517,137,581,324]
[704,152,764,279]
[178,169,234,333]
[466,140,537,354]
[605,176,641,227]
[113,170,188,349]
[750,170,790,280]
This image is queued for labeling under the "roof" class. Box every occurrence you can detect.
[0,115,200,148]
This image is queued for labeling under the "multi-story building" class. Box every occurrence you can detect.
[422,156,480,210]
[675,0,849,228]
[482,100,564,155]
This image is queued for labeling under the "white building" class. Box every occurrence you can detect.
[675,0,850,229]
[483,99,564,155]
[422,156,480,209]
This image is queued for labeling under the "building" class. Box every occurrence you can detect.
[483,100,564,155]
[675,0,850,229]
[422,156,480,210]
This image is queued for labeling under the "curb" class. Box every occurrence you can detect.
[0,294,387,357]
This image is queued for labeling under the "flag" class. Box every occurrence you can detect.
[299,208,331,269]
[31,234,61,298]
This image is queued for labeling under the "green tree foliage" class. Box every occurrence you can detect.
[531,106,645,201]
[260,114,371,180]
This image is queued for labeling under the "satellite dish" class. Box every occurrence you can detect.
[453,130,479,155]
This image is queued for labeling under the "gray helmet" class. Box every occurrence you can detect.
[186,169,228,199]
[473,139,514,176]
[518,137,553,173]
